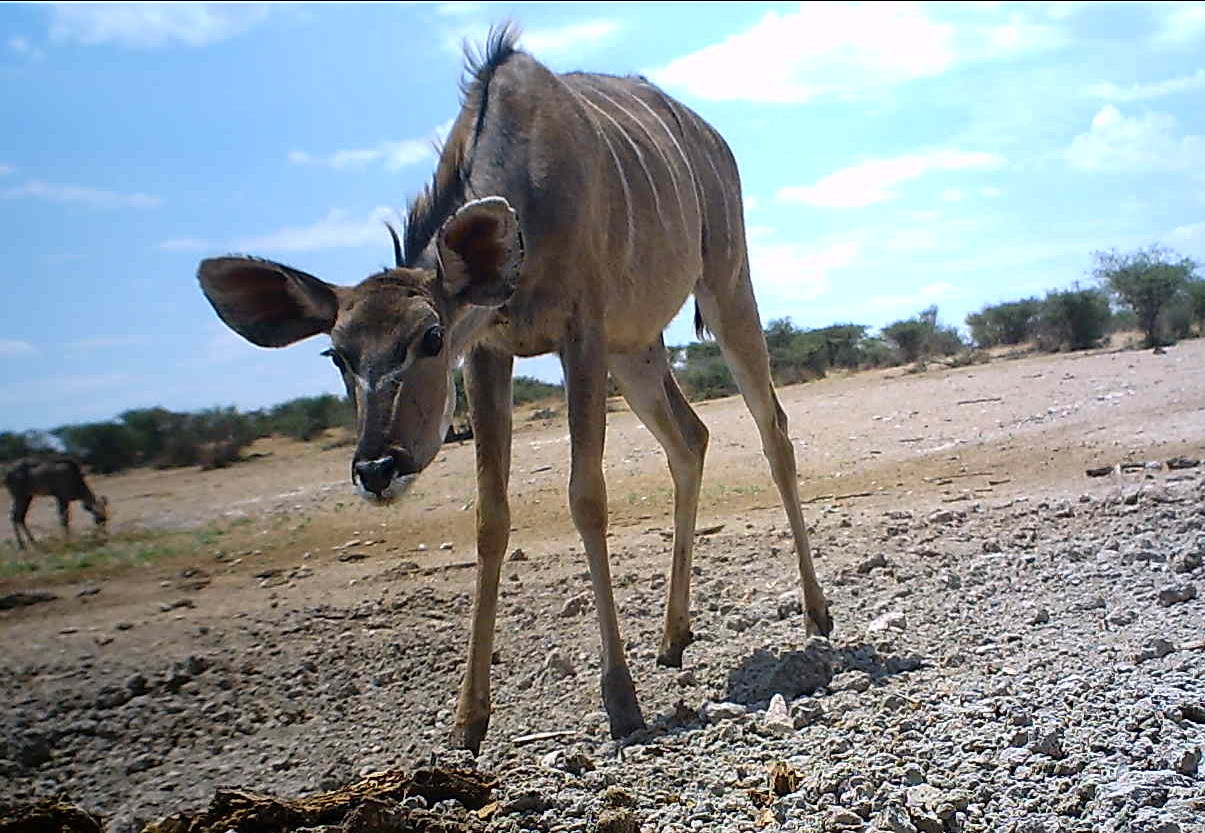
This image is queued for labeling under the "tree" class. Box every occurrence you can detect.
[1093,246,1198,348]
[1185,278,1205,336]
[882,306,964,363]
[967,298,1041,347]
[1038,285,1111,352]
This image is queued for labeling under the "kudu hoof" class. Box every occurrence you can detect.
[655,629,694,668]
[601,667,646,739]
[449,717,490,756]
[807,603,834,637]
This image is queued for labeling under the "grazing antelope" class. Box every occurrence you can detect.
[198,27,830,753]
[6,457,109,549]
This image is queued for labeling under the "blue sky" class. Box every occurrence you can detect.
[2,2,1204,432]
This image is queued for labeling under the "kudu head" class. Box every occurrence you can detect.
[198,198,523,502]
[88,495,109,527]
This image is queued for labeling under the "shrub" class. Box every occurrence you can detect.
[0,431,57,465]
[1038,286,1111,351]
[882,306,965,363]
[1093,246,1198,348]
[966,298,1041,347]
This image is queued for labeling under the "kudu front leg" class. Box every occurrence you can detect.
[564,338,646,740]
[450,348,513,754]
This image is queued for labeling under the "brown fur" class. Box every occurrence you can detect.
[197,26,830,754]
[6,456,108,550]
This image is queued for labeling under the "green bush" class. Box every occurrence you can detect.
[966,298,1041,347]
[1093,246,1198,348]
[0,431,57,465]
[882,306,964,363]
[263,395,354,441]
[1038,286,1112,351]
[1184,278,1205,336]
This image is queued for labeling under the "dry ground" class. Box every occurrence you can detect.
[1,339,1203,832]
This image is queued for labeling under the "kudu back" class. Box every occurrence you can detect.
[199,26,830,753]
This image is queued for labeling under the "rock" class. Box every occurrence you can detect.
[701,701,748,723]
[124,674,149,696]
[595,808,639,833]
[791,698,825,728]
[559,594,590,618]
[776,591,803,620]
[762,694,795,736]
[542,650,575,680]
[1156,584,1197,607]
[830,670,872,693]
[125,754,160,774]
[508,548,528,562]
[856,553,888,574]
[877,806,918,833]
[1171,549,1201,574]
[868,610,907,633]
[825,807,865,829]
[1132,637,1176,664]
[1027,727,1065,759]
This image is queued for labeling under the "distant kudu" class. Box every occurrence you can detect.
[6,457,109,549]
[198,27,830,753]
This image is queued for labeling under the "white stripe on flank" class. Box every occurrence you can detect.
[568,85,635,269]
[573,82,664,219]
[621,87,701,240]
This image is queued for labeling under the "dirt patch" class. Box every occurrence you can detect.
[1,341,1204,832]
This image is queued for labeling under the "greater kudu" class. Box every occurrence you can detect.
[198,27,831,752]
[6,456,108,549]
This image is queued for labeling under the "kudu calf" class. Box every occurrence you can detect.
[198,27,830,753]
[6,457,109,549]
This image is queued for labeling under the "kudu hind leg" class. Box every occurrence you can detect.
[695,285,832,636]
[610,342,709,667]
[563,337,646,739]
[451,348,513,754]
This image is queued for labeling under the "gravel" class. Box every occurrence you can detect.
[1,468,1203,832]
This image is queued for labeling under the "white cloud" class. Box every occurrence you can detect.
[940,188,964,203]
[866,282,960,314]
[289,140,432,173]
[777,150,1005,208]
[1087,70,1205,102]
[651,3,1063,103]
[522,20,620,56]
[749,237,859,303]
[0,164,13,176]
[1153,3,1205,45]
[1,180,161,209]
[0,339,38,358]
[48,2,270,49]
[8,36,45,60]
[979,186,1002,198]
[234,206,398,253]
[1065,105,1205,172]
[1169,221,1205,243]
[289,120,453,173]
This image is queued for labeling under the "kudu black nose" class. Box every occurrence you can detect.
[354,456,396,495]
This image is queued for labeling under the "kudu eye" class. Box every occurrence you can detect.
[420,325,444,357]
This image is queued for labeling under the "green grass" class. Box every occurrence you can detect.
[0,524,228,579]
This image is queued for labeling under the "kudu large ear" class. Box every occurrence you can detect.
[436,197,524,307]
[198,257,341,348]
